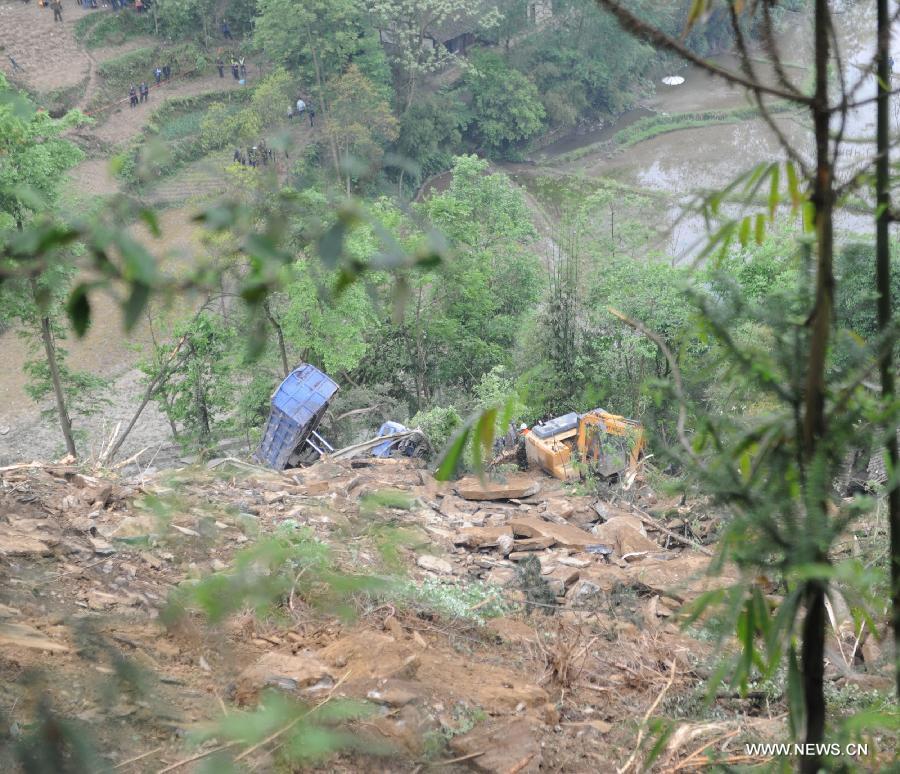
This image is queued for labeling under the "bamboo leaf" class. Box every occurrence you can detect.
[738,216,751,247]
[66,284,91,337]
[435,425,471,481]
[754,213,766,244]
[787,644,804,738]
[685,0,708,32]
[768,164,780,220]
[786,161,801,208]
[802,201,816,233]
[122,281,150,332]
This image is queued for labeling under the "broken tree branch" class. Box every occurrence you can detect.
[232,670,352,763]
[101,334,190,465]
[617,660,677,774]
[624,504,714,557]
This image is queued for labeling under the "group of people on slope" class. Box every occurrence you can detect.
[128,82,149,107]
[215,55,247,82]
[127,63,170,108]
[288,97,315,127]
[234,140,276,168]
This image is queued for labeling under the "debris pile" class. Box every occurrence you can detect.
[0,456,820,772]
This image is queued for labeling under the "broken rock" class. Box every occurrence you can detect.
[416,554,454,575]
[234,651,335,705]
[455,475,541,502]
[509,516,596,550]
[543,497,574,520]
[452,525,512,550]
[0,622,70,653]
[0,528,52,557]
[591,517,658,556]
[513,536,556,552]
[449,717,542,774]
[366,679,422,707]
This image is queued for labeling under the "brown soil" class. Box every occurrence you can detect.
[0,2,89,92]
[3,457,863,772]
[5,456,891,771]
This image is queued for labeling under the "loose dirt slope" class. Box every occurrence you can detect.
[2,455,856,772]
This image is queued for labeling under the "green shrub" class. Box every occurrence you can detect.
[116,89,252,187]
[409,406,462,453]
[74,10,154,49]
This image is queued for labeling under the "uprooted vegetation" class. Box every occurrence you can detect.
[0,455,895,771]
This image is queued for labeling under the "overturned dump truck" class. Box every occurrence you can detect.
[255,365,431,470]
[254,364,339,470]
[525,408,645,481]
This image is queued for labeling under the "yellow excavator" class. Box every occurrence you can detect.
[523,408,646,481]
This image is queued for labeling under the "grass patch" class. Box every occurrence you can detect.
[547,102,797,165]
[612,102,795,149]
[74,9,154,49]
[402,577,511,624]
[114,89,251,187]
[156,108,208,140]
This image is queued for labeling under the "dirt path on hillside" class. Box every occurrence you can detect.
[91,70,248,145]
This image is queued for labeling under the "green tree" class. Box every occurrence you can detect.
[412,155,542,398]
[253,0,361,79]
[249,67,295,128]
[154,0,218,43]
[322,65,399,193]
[463,51,545,155]
[279,257,377,375]
[144,313,236,452]
[394,90,468,191]
[367,0,502,111]
[0,77,90,457]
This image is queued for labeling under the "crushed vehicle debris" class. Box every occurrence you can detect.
[255,366,432,470]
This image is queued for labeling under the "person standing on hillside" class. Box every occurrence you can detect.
[52,0,62,22]
[216,57,224,78]
[238,56,246,80]
[230,58,239,80]
[307,104,315,127]
[154,66,162,85]
[128,85,138,108]
[222,21,233,40]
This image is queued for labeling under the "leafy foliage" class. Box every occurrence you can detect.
[322,64,399,191]
[463,51,545,155]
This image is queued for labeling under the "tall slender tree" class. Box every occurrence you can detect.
[0,78,87,457]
